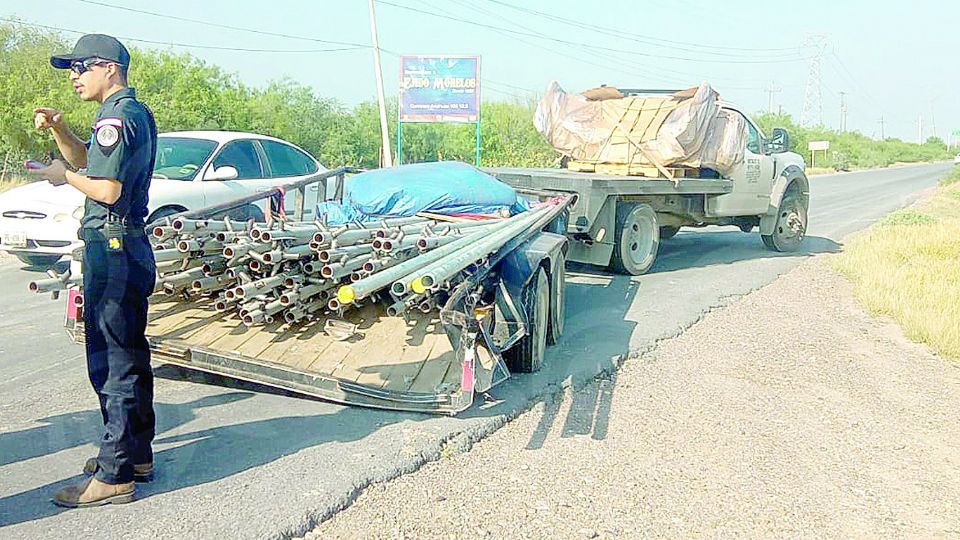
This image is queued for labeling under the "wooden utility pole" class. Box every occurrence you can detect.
[368,0,393,168]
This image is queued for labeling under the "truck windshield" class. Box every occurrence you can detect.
[153,138,217,181]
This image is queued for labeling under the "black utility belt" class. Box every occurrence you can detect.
[80,225,145,246]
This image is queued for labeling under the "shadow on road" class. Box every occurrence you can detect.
[0,390,423,527]
[0,231,835,529]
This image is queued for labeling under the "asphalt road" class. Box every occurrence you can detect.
[0,162,951,539]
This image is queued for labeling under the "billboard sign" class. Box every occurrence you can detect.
[399,55,480,123]
[808,140,830,151]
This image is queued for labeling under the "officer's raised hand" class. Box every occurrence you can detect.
[26,158,69,186]
[34,107,64,130]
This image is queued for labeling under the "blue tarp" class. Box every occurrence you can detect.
[315,161,528,224]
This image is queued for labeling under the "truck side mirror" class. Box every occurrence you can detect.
[767,128,790,154]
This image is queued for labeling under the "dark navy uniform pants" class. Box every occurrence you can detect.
[81,231,156,484]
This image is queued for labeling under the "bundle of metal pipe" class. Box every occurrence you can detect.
[31,207,555,329]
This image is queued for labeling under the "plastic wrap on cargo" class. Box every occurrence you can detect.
[534,80,747,176]
[315,161,528,225]
[695,109,747,174]
[533,81,615,159]
[639,82,719,167]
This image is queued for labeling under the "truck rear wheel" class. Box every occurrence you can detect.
[609,203,659,275]
[547,252,565,345]
[504,268,550,373]
[761,192,807,252]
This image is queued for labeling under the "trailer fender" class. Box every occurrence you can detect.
[497,232,567,302]
[760,165,809,235]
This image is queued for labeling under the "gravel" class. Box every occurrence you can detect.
[306,254,960,538]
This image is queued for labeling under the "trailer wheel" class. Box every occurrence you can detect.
[761,191,807,252]
[609,203,659,275]
[547,252,566,345]
[504,268,550,373]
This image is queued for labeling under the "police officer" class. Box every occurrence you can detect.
[29,34,158,508]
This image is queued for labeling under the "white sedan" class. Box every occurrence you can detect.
[0,131,325,266]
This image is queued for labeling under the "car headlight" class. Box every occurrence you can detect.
[72,206,85,220]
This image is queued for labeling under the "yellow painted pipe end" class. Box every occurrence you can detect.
[337,285,356,305]
[411,278,427,295]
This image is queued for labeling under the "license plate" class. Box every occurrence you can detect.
[2,231,27,248]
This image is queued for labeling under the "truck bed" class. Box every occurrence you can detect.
[144,297,468,413]
[484,167,734,196]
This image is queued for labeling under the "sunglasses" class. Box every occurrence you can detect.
[70,58,121,75]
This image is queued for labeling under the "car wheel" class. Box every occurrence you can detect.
[16,253,62,267]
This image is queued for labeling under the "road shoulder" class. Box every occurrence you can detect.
[307,253,960,539]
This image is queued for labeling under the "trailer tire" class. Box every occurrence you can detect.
[761,191,807,252]
[504,268,550,373]
[609,202,659,275]
[547,252,565,345]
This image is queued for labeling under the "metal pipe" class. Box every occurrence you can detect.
[280,244,315,261]
[29,277,79,293]
[222,243,253,259]
[321,254,373,279]
[191,275,232,293]
[280,283,328,306]
[336,213,524,305]
[152,225,176,239]
[317,243,374,262]
[153,248,186,264]
[405,207,551,295]
[392,208,547,296]
[258,228,318,242]
[235,274,287,298]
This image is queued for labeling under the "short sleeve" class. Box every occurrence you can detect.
[85,115,135,181]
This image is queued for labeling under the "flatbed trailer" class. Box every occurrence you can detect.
[66,167,573,414]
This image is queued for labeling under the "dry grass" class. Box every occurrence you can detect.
[0,174,32,194]
[834,167,960,360]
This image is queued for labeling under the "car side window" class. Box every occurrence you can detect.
[211,140,264,180]
[261,140,318,178]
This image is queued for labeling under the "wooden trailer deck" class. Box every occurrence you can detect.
[144,297,464,408]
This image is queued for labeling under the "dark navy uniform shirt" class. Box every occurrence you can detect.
[81,87,157,231]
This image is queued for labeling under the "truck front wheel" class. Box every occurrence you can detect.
[504,268,550,373]
[609,203,659,275]
[761,192,807,252]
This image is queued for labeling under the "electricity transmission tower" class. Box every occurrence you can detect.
[800,35,829,128]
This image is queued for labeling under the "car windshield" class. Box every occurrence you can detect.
[153,137,217,181]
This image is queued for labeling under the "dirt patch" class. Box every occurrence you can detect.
[306,255,960,539]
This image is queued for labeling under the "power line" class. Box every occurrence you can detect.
[4,19,367,53]
[483,0,802,57]
[75,0,371,49]
[376,0,809,64]
[443,0,776,87]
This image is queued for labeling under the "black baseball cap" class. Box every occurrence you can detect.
[50,34,130,69]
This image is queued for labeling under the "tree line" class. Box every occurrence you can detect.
[1,22,949,177]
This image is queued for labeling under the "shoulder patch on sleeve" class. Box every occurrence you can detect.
[96,124,120,147]
[95,117,123,129]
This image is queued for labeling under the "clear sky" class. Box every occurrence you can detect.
[3,0,956,143]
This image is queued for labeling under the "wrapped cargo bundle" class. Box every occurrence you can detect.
[534,81,747,177]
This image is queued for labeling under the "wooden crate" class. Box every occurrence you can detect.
[568,160,693,179]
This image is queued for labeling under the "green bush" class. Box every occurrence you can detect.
[753,112,952,169]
